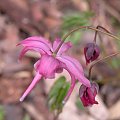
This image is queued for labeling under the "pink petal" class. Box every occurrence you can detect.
[36,54,60,79]
[52,38,61,52]
[19,46,44,60]
[52,38,72,55]
[17,36,52,58]
[20,72,42,102]
[63,75,76,104]
[57,55,90,87]
[34,59,41,72]
[58,41,72,55]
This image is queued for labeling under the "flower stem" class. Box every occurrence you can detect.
[55,26,120,54]
[53,109,62,120]
[88,52,120,80]
[93,25,112,43]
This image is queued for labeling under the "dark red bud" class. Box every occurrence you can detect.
[84,43,100,65]
[79,82,99,107]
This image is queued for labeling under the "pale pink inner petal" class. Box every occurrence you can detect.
[20,72,42,102]
[57,55,90,87]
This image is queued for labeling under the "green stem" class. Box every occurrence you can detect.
[88,52,120,80]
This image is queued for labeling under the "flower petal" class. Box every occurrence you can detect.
[57,55,90,87]
[63,75,76,103]
[34,59,41,72]
[58,41,72,55]
[52,38,72,55]
[79,82,99,106]
[17,36,52,58]
[84,43,100,65]
[52,38,61,52]
[36,54,60,79]
[20,72,42,102]
[19,46,44,60]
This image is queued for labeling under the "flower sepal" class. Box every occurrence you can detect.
[79,82,99,107]
[84,43,100,65]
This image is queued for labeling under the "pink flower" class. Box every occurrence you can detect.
[84,43,100,65]
[79,82,99,107]
[17,36,90,102]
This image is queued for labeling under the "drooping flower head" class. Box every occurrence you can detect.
[17,36,91,102]
[84,43,100,65]
[79,82,99,107]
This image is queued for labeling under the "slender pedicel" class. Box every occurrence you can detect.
[88,52,120,80]
[54,26,120,54]
[93,25,112,43]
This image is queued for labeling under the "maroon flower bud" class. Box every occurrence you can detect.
[84,43,100,65]
[79,82,99,107]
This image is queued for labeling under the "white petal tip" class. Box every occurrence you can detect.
[19,97,24,102]
[62,100,66,105]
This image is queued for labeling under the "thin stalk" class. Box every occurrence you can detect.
[88,52,120,80]
[53,109,62,120]
[54,26,120,54]
[93,25,112,43]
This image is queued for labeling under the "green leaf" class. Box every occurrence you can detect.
[48,76,66,100]
[55,82,70,109]
[47,76,70,111]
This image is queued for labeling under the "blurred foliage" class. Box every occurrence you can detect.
[108,22,120,69]
[110,58,120,69]
[47,76,70,112]
[111,16,120,29]
[76,98,84,110]
[109,37,120,69]
[61,12,94,44]
[0,105,4,120]
[23,113,31,120]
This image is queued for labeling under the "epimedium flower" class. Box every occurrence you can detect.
[79,82,99,107]
[17,36,91,102]
[84,42,100,65]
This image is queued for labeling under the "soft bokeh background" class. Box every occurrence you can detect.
[0,0,120,120]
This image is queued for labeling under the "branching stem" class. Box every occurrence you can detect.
[54,26,120,54]
[93,25,111,43]
[88,52,120,80]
